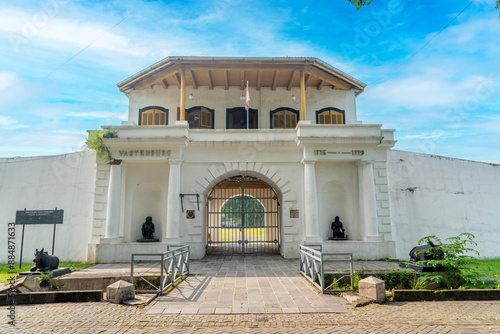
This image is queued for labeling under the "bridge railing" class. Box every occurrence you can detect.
[130,245,190,295]
[299,244,354,294]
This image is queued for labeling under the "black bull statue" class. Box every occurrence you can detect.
[30,248,59,272]
[409,241,444,263]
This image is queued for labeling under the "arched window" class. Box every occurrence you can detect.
[139,106,168,126]
[270,107,299,129]
[226,107,258,129]
[185,106,214,129]
[316,108,345,125]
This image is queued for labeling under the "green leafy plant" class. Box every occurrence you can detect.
[374,270,419,290]
[352,270,361,291]
[85,129,118,162]
[39,271,53,281]
[416,233,484,289]
[39,271,53,288]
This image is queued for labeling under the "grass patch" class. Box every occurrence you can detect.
[466,257,500,276]
[0,262,92,284]
[218,227,266,242]
[322,257,500,292]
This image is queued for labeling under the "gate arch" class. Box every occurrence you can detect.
[206,175,280,254]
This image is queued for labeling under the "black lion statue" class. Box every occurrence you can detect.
[30,248,59,272]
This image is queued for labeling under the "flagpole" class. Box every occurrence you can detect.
[246,80,249,130]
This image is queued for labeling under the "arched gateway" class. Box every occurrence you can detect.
[206,176,280,254]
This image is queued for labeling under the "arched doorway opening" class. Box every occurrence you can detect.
[206,175,280,254]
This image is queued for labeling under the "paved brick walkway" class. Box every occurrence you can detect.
[2,300,500,333]
[2,255,500,333]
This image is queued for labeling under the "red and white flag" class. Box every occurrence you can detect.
[244,80,250,111]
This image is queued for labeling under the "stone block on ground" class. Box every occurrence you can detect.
[0,276,27,293]
[358,276,386,303]
[106,280,135,304]
[122,293,157,306]
[341,292,374,307]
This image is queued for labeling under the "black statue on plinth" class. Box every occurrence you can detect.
[137,216,159,242]
[30,248,59,272]
[329,216,347,240]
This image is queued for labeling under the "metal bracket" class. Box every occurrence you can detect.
[179,193,200,212]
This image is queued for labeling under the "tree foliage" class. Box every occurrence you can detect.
[347,0,373,10]
[349,0,500,16]
[221,196,265,228]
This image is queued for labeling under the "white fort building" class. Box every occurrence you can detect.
[1,56,499,263]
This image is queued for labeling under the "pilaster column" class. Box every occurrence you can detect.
[180,69,186,121]
[166,159,182,242]
[302,158,322,242]
[356,162,366,237]
[105,160,122,240]
[358,161,383,242]
[300,70,306,121]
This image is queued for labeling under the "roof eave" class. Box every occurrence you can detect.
[117,56,366,92]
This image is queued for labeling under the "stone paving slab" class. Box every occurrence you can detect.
[144,254,351,315]
[61,256,404,278]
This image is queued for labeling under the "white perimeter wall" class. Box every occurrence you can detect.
[2,148,499,263]
[0,152,96,263]
[387,150,500,259]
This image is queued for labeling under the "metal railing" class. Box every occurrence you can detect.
[131,245,190,295]
[299,244,354,294]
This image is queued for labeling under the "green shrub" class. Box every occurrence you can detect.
[85,129,118,162]
[416,233,499,289]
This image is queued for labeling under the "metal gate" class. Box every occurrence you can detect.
[206,176,280,254]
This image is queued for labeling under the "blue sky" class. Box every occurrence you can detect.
[0,0,499,162]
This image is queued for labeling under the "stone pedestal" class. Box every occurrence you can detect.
[358,276,386,303]
[106,280,135,304]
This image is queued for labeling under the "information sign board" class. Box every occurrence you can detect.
[15,210,64,225]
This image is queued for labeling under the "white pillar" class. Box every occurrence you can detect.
[356,162,366,237]
[360,161,383,242]
[302,158,322,242]
[165,159,182,242]
[105,160,122,240]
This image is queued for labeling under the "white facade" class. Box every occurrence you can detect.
[2,57,498,264]
[87,57,397,262]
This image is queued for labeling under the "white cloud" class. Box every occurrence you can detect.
[0,6,145,56]
[0,116,30,130]
[400,133,449,140]
[0,72,19,92]
[66,111,127,120]
[468,115,500,133]
[362,72,490,109]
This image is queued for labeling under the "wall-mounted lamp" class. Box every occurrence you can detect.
[240,95,245,101]
[291,95,297,102]
[188,93,194,100]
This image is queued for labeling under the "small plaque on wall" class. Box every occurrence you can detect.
[290,209,299,219]
[186,210,195,219]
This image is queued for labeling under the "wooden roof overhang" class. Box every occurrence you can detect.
[117,57,366,94]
